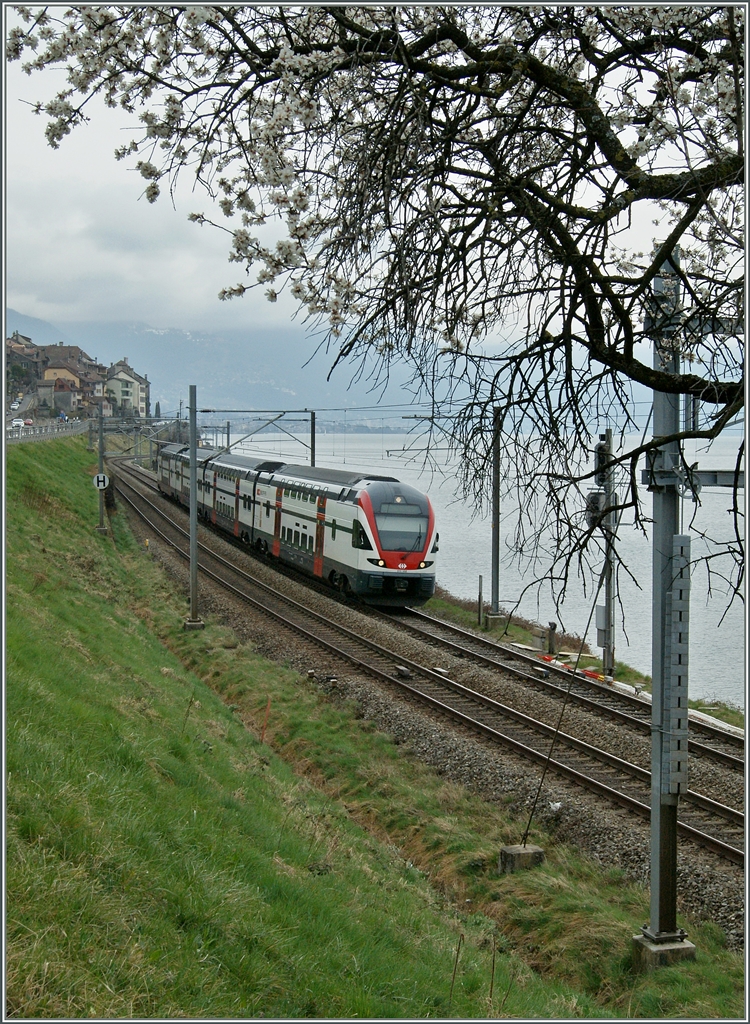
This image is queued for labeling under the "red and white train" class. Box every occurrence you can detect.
[157,444,438,605]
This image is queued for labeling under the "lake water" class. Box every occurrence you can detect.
[230,429,745,709]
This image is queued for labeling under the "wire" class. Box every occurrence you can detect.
[520,505,625,847]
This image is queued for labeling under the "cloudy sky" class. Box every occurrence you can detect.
[5,44,296,333]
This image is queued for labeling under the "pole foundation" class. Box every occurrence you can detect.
[631,934,696,973]
[498,844,545,873]
[183,617,205,631]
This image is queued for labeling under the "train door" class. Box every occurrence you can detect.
[272,485,283,556]
[234,476,240,537]
[314,494,326,576]
[211,470,217,524]
[250,478,259,544]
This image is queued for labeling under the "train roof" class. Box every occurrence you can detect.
[270,464,399,487]
[161,445,401,488]
[163,445,284,474]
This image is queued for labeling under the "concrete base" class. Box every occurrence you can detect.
[631,934,696,972]
[484,612,506,630]
[183,618,205,631]
[498,844,545,874]
[95,525,108,534]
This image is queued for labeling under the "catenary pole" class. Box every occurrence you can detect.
[642,249,691,946]
[603,428,616,678]
[491,406,501,614]
[185,385,204,630]
[96,402,107,533]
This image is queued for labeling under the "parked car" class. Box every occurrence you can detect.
[11,418,24,428]
[10,402,20,410]
[24,418,33,426]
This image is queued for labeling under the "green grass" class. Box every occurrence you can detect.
[5,437,745,1018]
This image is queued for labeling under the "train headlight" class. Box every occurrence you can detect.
[367,558,387,567]
[419,561,433,569]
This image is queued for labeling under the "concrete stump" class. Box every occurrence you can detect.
[498,844,545,873]
[631,934,696,972]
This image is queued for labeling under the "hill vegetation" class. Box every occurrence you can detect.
[5,437,743,1018]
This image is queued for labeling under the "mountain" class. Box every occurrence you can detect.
[6,309,413,417]
[6,308,74,347]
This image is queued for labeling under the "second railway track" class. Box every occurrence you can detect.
[112,462,744,868]
[375,607,745,769]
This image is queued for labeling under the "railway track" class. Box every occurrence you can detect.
[111,463,744,867]
[374,608,745,770]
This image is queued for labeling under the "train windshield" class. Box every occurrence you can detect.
[374,503,429,552]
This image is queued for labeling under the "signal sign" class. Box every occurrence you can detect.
[93,473,109,490]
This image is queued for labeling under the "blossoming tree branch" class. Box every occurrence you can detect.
[9,4,744,601]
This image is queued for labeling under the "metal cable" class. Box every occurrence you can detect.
[520,499,626,846]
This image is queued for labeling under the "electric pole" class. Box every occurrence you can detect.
[593,429,616,678]
[184,385,204,631]
[96,402,107,534]
[491,406,501,615]
[633,247,695,967]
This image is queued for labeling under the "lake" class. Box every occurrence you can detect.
[230,429,745,709]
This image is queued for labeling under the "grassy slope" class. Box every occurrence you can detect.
[4,438,743,1019]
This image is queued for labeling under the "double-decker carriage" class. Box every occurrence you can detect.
[157,444,438,606]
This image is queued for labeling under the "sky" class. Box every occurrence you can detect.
[4,42,298,334]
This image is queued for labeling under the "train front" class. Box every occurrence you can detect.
[355,480,437,605]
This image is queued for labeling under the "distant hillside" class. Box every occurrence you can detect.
[6,308,73,347]
[6,309,413,416]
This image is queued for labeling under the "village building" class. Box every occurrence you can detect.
[106,358,150,417]
[6,332,150,420]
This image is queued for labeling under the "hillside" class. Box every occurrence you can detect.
[5,437,743,1018]
[6,307,414,415]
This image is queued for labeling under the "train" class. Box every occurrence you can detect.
[156,444,438,606]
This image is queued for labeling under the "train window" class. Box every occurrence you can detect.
[308,535,314,551]
[265,501,271,517]
[331,519,337,540]
[284,487,290,497]
[375,511,430,551]
[293,530,300,546]
[351,520,373,550]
